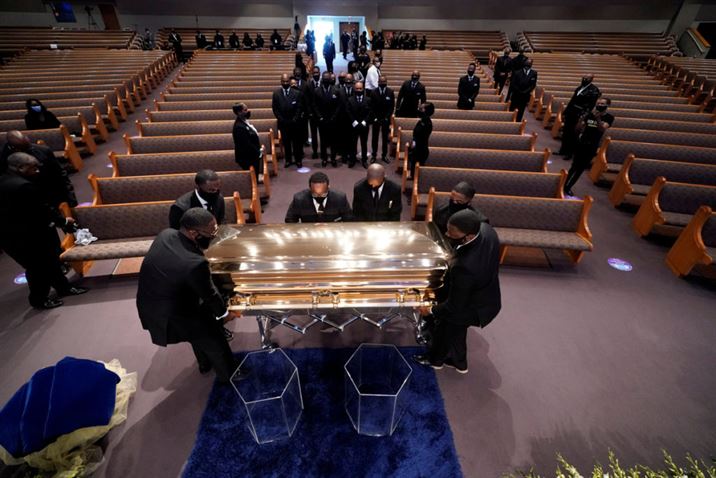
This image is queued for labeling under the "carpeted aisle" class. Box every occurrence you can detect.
[183,347,462,478]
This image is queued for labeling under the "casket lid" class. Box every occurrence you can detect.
[206,221,450,273]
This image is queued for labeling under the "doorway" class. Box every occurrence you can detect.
[307,15,365,60]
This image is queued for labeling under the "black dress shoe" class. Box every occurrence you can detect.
[565,189,575,197]
[382,156,390,164]
[58,286,89,297]
[32,298,64,309]
[361,160,368,169]
[412,354,443,369]
[444,358,468,374]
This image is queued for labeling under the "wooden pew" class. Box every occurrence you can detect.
[665,206,716,277]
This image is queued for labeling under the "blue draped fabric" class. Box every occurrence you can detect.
[0,357,120,457]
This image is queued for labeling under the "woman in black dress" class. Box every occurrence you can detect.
[408,102,434,179]
[24,99,60,130]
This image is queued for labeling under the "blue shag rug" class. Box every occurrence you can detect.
[183,347,463,478]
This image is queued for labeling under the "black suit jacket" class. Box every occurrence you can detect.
[510,68,538,95]
[510,53,528,71]
[213,34,224,48]
[346,94,374,126]
[565,83,601,115]
[370,87,395,120]
[313,85,341,122]
[457,75,480,109]
[493,55,511,79]
[0,172,66,256]
[432,203,489,234]
[168,190,225,230]
[229,33,239,48]
[285,189,353,223]
[136,229,228,346]
[433,222,501,328]
[272,87,304,127]
[396,80,427,117]
[232,118,262,171]
[352,178,402,221]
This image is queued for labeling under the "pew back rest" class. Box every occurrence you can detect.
[605,140,716,166]
[430,193,584,232]
[148,108,274,122]
[629,159,716,187]
[417,166,563,198]
[659,183,716,215]
[702,215,716,248]
[400,130,535,151]
[93,171,254,205]
[431,109,516,121]
[72,198,238,240]
[425,148,548,172]
[112,151,236,177]
[606,128,716,149]
[139,119,276,136]
[393,118,523,135]
[0,127,66,152]
[126,132,271,153]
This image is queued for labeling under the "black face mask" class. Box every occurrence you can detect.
[313,74,320,81]
[199,190,220,203]
[581,78,591,86]
[446,234,467,248]
[338,78,345,85]
[196,234,213,250]
[411,76,419,82]
[467,70,475,76]
[448,199,469,213]
[418,109,429,118]
[242,110,251,120]
[322,79,332,86]
[595,105,607,112]
[378,83,387,89]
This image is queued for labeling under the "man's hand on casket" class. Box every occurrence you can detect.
[223,311,240,323]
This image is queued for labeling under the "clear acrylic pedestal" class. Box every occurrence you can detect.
[344,343,413,436]
[230,348,303,444]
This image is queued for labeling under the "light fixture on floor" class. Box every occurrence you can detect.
[607,258,633,272]
[13,273,27,285]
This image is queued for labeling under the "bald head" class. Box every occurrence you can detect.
[7,152,39,177]
[366,163,385,188]
[6,131,30,151]
[280,74,291,89]
[411,70,420,81]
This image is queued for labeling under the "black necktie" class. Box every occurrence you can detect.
[284,89,289,97]
[372,188,379,207]
[314,196,326,214]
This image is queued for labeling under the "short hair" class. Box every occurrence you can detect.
[448,209,483,235]
[452,181,475,199]
[601,97,612,105]
[422,102,435,117]
[6,152,36,169]
[309,172,329,186]
[468,62,476,67]
[195,169,219,186]
[180,207,215,230]
[232,102,246,115]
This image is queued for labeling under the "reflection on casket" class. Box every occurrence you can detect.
[207,222,451,311]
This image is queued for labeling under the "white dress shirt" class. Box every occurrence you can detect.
[365,65,380,90]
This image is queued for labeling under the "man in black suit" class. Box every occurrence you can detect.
[493,48,511,95]
[1,130,77,207]
[457,62,480,110]
[137,208,243,382]
[307,66,322,159]
[323,35,336,73]
[340,31,350,59]
[285,172,353,223]
[352,164,402,221]
[336,73,355,162]
[270,29,282,50]
[232,103,264,178]
[508,58,537,121]
[168,29,183,62]
[213,30,225,49]
[505,49,527,102]
[346,81,373,168]
[313,71,341,167]
[272,74,305,168]
[168,170,225,230]
[195,31,207,49]
[414,209,501,374]
[396,70,426,117]
[432,181,488,234]
[370,75,395,164]
[228,31,239,49]
[558,74,601,160]
[0,153,87,309]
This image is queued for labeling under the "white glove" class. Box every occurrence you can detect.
[361,121,367,127]
[411,140,416,148]
[74,228,98,246]
[352,120,359,127]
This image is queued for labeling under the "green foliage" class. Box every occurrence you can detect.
[503,450,716,478]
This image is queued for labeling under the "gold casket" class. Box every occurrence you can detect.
[207,222,451,346]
